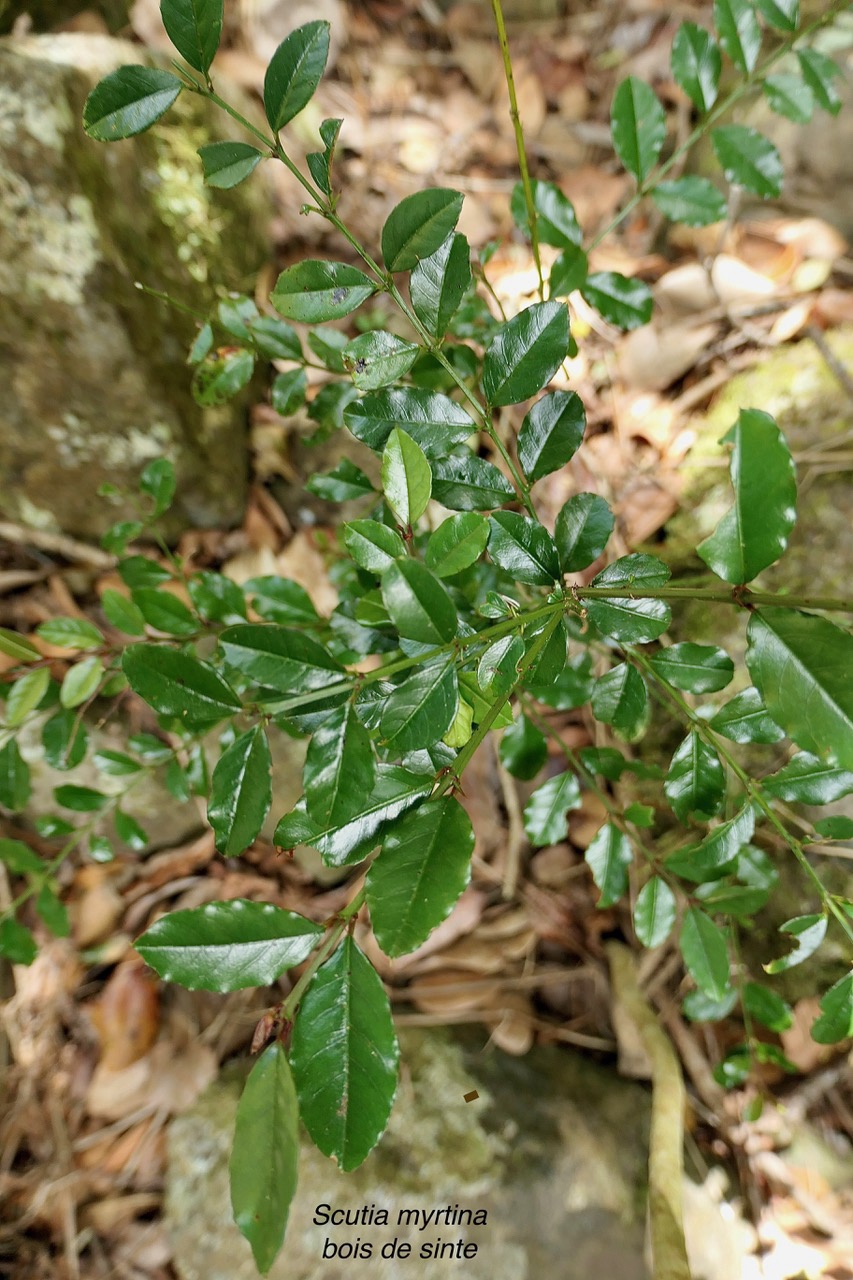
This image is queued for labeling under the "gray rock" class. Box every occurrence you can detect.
[166,1028,651,1280]
[0,33,270,539]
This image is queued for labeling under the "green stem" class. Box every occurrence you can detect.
[281,887,366,1019]
[578,586,852,611]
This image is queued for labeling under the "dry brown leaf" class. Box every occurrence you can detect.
[89,959,160,1072]
[408,970,500,1015]
[81,1192,161,1235]
[617,320,719,391]
[780,998,838,1074]
[86,1039,217,1121]
[485,991,535,1056]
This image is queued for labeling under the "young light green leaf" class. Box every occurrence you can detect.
[712,125,783,198]
[82,66,182,141]
[306,116,342,194]
[0,628,40,663]
[6,668,50,727]
[517,390,585,484]
[380,560,457,645]
[523,770,581,846]
[650,643,734,694]
[763,752,853,805]
[671,22,721,111]
[591,663,648,741]
[0,740,31,811]
[161,0,222,74]
[651,176,727,227]
[753,0,798,32]
[0,838,43,874]
[681,907,730,1000]
[713,0,761,72]
[380,660,459,753]
[382,428,431,527]
[271,260,376,323]
[797,49,842,115]
[555,493,614,573]
[488,512,560,586]
[811,972,853,1045]
[101,589,146,636]
[430,454,515,511]
[36,617,103,650]
[665,731,725,823]
[478,634,525,698]
[764,74,815,124]
[60,656,103,710]
[581,272,653,331]
[208,725,271,857]
[344,331,420,391]
[708,686,784,744]
[510,179,582,248]
[698,410,796,584]
[634,877,677,948]
[368,797,474,956]
[304,705,375,827]
[409,231,471,340]
[219,624,344,694]
[499,713,547,781]
[764,914,827,974]
[610,76,666,182]
[230,1043,299,1274]
[585,554,671,644]
[136,900,323,990]
[345,387,476,455]
[483,301,570,407]
[197,140,262,188]
[585,823,633,908]
[382,188,464,273]
[344,520,406,574]
[746,609,853,771]
[290,937,399,1170]
[666,805,755,882]
[264,20,330,131]
[425,513,489,578]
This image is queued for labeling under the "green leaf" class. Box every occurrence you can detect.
[368,797,474,956]
[746,609,853,771]
[136,900,323,990]
[443,698,473,749]
[523,770,581,846]
[483,301,570,407]
[6,668,50,726]
[304,706,375,827]
[208,726,271,857]
[344,520,406,574]
[188,572,247,626]
[525,617,567,689]
[345,387,476,455]
[122,644,240,725]
[510,179,582,248]
[634,877,676,948]
[518,390,585,484]
[115,810,149,851]
[131,589,197,636]
[666,805,755,882]
[271,260,376,323]
[36,617,103,650]
[811,972,853,1045]
[380,560,457,645]
[743,982,793,1033]
[713,0,761,72]
[382,188,464,273]
[610,76,666,182]
[307,115,342,193]
[0,629,40,662]
[456,674,513,730]
[307,328,346,372]
[197,140,262,188]
[681,907,730,1000]
[650,643,734,694]
[555,493,614,573]
[425,514,488,578]
[30,885,65,934]
[290,937,399,1169]
[264,20,330,130]
[410,232,471,338]
[586,823,633,908]
[247,315,303,361]
[797,49,842,116]
[0,837,43,873]
[0,918,37,965]
[712,125,783,198]
[763,752,853,805]
[118,556,170,589]
[41,712,87,771]
[478,634,526,698]
[60,656,104,709]
[591,663,648,741]
[671,22,721,111]
[683,987,738,1022]
[243,578,319,626]
[585,554,671,644]
[627,806,655,828]
[230,1043,299,1274]
[548,244,589,298]
[344,331,420,391]
[430,454,515,510]
[0,740,31,811]
[708,686,784,744]
[651,176,727,227]
[381,660,458,753]
[499,713,547,780]
[665,731,725,823]
[191,348,254,405]
[382,428,432,527]
[100,589,145,637]
[814,816,853,840]
[219,625,344,694]
[753,0,798,32]
[698,410,796,584]
[82,66,182,141]
[764,74,815,124]
[308,459,374,504]
[487,512,560,586]
[764,914,827,974]
[161,0,222,74]
[54,784,109,812]
[581,272,653,331]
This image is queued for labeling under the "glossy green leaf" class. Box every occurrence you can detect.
[187,572,247,626]
[118,556,170,589]
[0,918,37,965]
[122,644,239,725]
[650,643,734,694]
[665,731,725,823]
[814,816,853,840]
[698,410,796,583]
[585,554,671,644]
[161,0,222,73]
[651,176,727,227]
[368,797,474,956]
[0,837,43,873]
[230,1043,299,1273]
[36,617,103,650]
[525,617,567,689]
[626,805,654,829]
[764,74,815,124]
[6,668,50,727]
[478,634,525,698]
[290,937,399,1169]
[708,686,784,744]
[671,22,721,111]
[54,784,109,812]
[811,972,853,1045]
[499,713,547,780]
[610,76,666,181]
[137,900,322,991]
[141,457,175,515]
[425,513,489,578]
[380,560,457,645]
[591,663,648,741]
[518,390,585,484]
[244,578,319,626]
[382,428,432,527]
[219,625,344,694]
[197,140,262,188]
[381,660,458,753]
[307,458,374,503]
[487,512,560,586]
[634,877,676,948]
[713,0,761,72]
[581,272,653,331]
[264,20,329,130]
[344,520,406,574]
[523,770,581,846]
[746,609,853,771]
[797,49,842,116]
[192,348,254,405]
[83,66,182,141]
[510,179,582,248]
[60,656,104,710]
[381,188,464,273]
[306,116,342,194]
[208,725,271,857]
[430,454,515,510]
[0,628,40,663]
[131,588,197,636]
[743,982,793,1033]
[666,805,755,882]
[586,823,633,908]
[410,232,471,338]
[763,752,853,805]
[100,589,145,637]
[555,493,614,573]
[304,706,375,827]
[712,125,783,198]
[681,907,730,1000]
[483,301,570,407]
[115,811,149,851]
[683,987,737,1022]
[764,914,827,974]
[344,331,420,391]
[548,244,589,298]
[43,710,88,772]
[526,650,592,709]
[345,387,476,456]
[271,260,376,323]
[307,328,346,372]
[753,0,798,31]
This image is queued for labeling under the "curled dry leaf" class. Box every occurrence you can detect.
[86,1038,217,1121]
[487,990,535,1056]
[88,958,160,1072]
